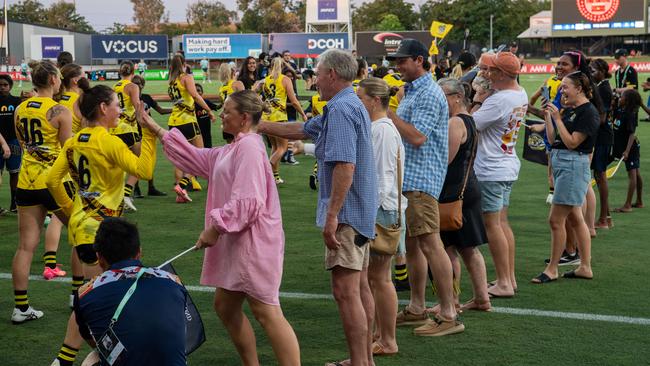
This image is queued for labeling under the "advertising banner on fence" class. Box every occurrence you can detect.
[91,35,168,59]
[306,0,350,24]
[519,61,650,74]
[142,69,204,81]
[29,35,75,60]
[269,33,348,58]
[356,31,433,57]
[183,34,262,59]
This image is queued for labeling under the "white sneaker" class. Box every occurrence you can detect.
[11,306,44,324]
[124,196,137,211]
[546,193,554,205]
[70,294,75,309]
[44,215,51,227]
[50,359,61,366]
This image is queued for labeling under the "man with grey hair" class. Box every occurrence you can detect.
[258,49,377,366]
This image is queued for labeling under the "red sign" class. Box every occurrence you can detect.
[577,0,620,22]
[0,71,29,81]
[519,61,650,74]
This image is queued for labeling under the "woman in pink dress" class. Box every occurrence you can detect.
[152,89,300,366]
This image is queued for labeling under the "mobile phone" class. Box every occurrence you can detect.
[354,234,369,247]
[541,86,550,106]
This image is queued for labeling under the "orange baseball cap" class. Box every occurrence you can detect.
[482,52,521,77]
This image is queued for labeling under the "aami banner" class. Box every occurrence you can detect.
[269,33,348,58]
[91,35,168,59]
[29,35,74,60]
[182,34,263,59]
[41,37,64,58]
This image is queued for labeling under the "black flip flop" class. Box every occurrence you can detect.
[562,270,593,280]
[531,272,557,284]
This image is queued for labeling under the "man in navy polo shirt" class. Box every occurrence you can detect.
[52,218,188,366]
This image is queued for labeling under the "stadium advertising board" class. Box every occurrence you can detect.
[91,35,168,59]
[356,31,433,57]
[29,35,75,60]
[182,34,262,59]
[552,0,647,36]
[269,33,348,58]
[305,0,350,24]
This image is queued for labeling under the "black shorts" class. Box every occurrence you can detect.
[625,142,641,171]
[169,122,201,141]
[591,144,612,173]
[116,132,141,148]
[15,181,75,211]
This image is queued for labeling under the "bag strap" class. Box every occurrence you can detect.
[458,118,478,200]
[396,146,402,227]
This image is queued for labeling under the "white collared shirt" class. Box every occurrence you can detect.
[372,117,407,211]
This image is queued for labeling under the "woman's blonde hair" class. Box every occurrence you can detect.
[358,77,394,109]
[269,57,283,80]
[228,90,271,126]
[218,63,234,84]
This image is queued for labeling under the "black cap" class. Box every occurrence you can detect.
[386,39,429,60]
[457,51,476,68]
[614,48,628,58]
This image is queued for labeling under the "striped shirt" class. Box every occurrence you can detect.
[397,73,449,199]
[303,87,377,239]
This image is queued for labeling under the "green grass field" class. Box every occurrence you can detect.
[1,75,649,365]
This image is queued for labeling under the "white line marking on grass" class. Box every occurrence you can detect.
[3,273,650,326]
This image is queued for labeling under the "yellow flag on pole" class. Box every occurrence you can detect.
[430,21,453,39]
[429,39,439,56]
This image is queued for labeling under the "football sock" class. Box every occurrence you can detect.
[14,290,28,311]
[71,276,84,296]
[56,344,79,366]
[394,264,408,282]
[124,184,134,198]
[43,251,57,270]
[179,177,191,190]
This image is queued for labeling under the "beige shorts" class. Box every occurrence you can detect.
[404,191,440,237]
[325,224,370,271]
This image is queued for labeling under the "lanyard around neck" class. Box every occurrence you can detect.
[616,65,630,88]
[110,268,146,325]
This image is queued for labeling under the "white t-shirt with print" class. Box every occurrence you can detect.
[473,88,528,182]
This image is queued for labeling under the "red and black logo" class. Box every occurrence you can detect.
[577,0,620,22]
[372,33,404,53]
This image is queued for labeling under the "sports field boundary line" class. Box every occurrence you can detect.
[2,273,649,326]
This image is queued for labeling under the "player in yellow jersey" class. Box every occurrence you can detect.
[57,63,87,134]
[46,84,158,366]
[352,58,369,92]
[11,60,73,324]
[218,62,244,103]
[110,61,143,211]
[168,54,214,202]
[257,57,306,184]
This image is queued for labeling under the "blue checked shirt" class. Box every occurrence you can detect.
[397,73,449,199]
[303,87,377,239]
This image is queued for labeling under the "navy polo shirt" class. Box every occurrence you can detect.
[74,259,188,366]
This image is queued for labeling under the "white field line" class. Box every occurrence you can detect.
[2,273,649,326]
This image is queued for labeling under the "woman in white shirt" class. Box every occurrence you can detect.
[357,77,405,356]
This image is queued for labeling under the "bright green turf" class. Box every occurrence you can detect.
[1,76,649,365]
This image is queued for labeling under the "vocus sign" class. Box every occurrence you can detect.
[91,35,168,60]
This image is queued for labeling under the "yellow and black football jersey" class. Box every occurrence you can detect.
[262,74,288,122]
[310,94,327,117]
[219,80,234,102]
[352,79,361,93]
[59,91,82,133]
[168,75,196,126]
[111,80,138,135]
[383,74,405,112]
[545,76,561,101]
[47,126,156,245]
[15,97,63,190]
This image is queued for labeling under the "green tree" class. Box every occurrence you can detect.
[45,1,94,32]
[237,0,301,33]
[186,0,237,33]
[420,0,550,46]
[352,0,418,32]
[104,22,130,35]
[131,0,168,33]
[8,0,47,24]
[376,14,405,31]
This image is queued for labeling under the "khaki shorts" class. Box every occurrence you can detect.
[325,224,370,271]
[404,191,440,237]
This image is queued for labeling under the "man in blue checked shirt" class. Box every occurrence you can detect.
[258,49,378,366]
[386,39,464,336]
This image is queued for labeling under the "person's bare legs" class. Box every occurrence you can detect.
[594,171,610,226]
[500,207,517,291]
[367,255,397,354]
[418,233,456,320]
[584,185,596,237]
[405,236,427,314]
[247,296,300,366]
[269,136,288,175]
[619,169,638,210]
[331,266,369,366]
[12,206,46,292]
[214,288,259,366]
[44,214,63,256]
[540,204,572,280]
[567,208,593,278]
[482,212,515,296]
[635,169,643,207]
[359,267,375,365]
[125,142,141,189]
[458,247,491,310]
[444,247,461,305]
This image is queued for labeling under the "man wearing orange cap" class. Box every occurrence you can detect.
[471,51,528,298]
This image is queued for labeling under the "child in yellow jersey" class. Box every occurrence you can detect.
[110,61,143,211]
[46,84,158,366]
[168,54,214,202]
[57,63,87,134]
[257,57,307,184]
[218,62,244,104]
[11,60,73,324]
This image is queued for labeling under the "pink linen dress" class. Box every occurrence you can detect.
[163,129,284,305]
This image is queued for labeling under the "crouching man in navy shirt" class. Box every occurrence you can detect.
[70,218,188,366]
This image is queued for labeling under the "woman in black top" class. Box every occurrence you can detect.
[589,58,614,229]
[613,89,643,212]
[438,78,490,312]
[534,72,599,284]
[194,83,220,148]
[238,56,258,90]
